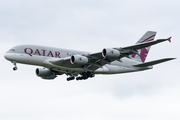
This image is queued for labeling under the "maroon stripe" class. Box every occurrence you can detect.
[144,39,154,42]
[141,34,155,43]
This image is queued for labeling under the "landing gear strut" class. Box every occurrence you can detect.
[12,61,18,71]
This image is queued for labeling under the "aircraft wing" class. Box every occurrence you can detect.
[48,57,81,68]
[87,37,172,64]
[47,51,117,72]
[88,52,103,59]
[46,37,172,72]
[87,52,120,68]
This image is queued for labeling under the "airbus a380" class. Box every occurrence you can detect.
[4,31,175,81]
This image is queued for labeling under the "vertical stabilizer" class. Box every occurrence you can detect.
[131,31,157,63]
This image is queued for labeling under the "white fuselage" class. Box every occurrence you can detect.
[4,45,152,75]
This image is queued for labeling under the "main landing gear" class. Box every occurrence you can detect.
[67,72,95,81]
[67,76,75,81]
[12,61,18,71]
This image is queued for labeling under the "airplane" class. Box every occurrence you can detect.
[4,31,175,81]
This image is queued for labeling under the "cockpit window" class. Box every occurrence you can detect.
[9,49,15,51]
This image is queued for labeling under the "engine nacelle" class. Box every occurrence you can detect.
[36,68,56,80]
[102,48,120,58]
[70,55,88,65]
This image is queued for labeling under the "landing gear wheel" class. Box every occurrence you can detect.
[12,61,18,71]
[13,67,18,71]
[67,76,75,81]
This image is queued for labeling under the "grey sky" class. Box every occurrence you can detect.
[0,0,180,120]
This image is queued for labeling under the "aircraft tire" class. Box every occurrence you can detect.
[13,67,18,71]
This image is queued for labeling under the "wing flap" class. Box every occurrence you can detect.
[133,58,176,67]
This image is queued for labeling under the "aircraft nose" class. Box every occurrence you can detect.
[4,53,11,61]
[4,53,8,59]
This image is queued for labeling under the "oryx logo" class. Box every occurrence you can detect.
[131,34,155,62]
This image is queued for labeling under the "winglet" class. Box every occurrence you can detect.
[167,37,172,43]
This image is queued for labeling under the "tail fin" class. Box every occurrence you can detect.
[131,31,157,63]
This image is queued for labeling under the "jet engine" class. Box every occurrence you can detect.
[102,48,120,58]
[70,55,88,65]
[36,68,57,80]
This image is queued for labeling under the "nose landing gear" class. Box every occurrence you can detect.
[12,61,18,71]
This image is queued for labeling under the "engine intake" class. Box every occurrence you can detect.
[70,55,88,65]
[102,48,120,58]
[36,68,56,80]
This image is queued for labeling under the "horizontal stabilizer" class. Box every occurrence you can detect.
[133,58,176,67]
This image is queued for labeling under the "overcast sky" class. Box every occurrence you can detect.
[0,0,180,120]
